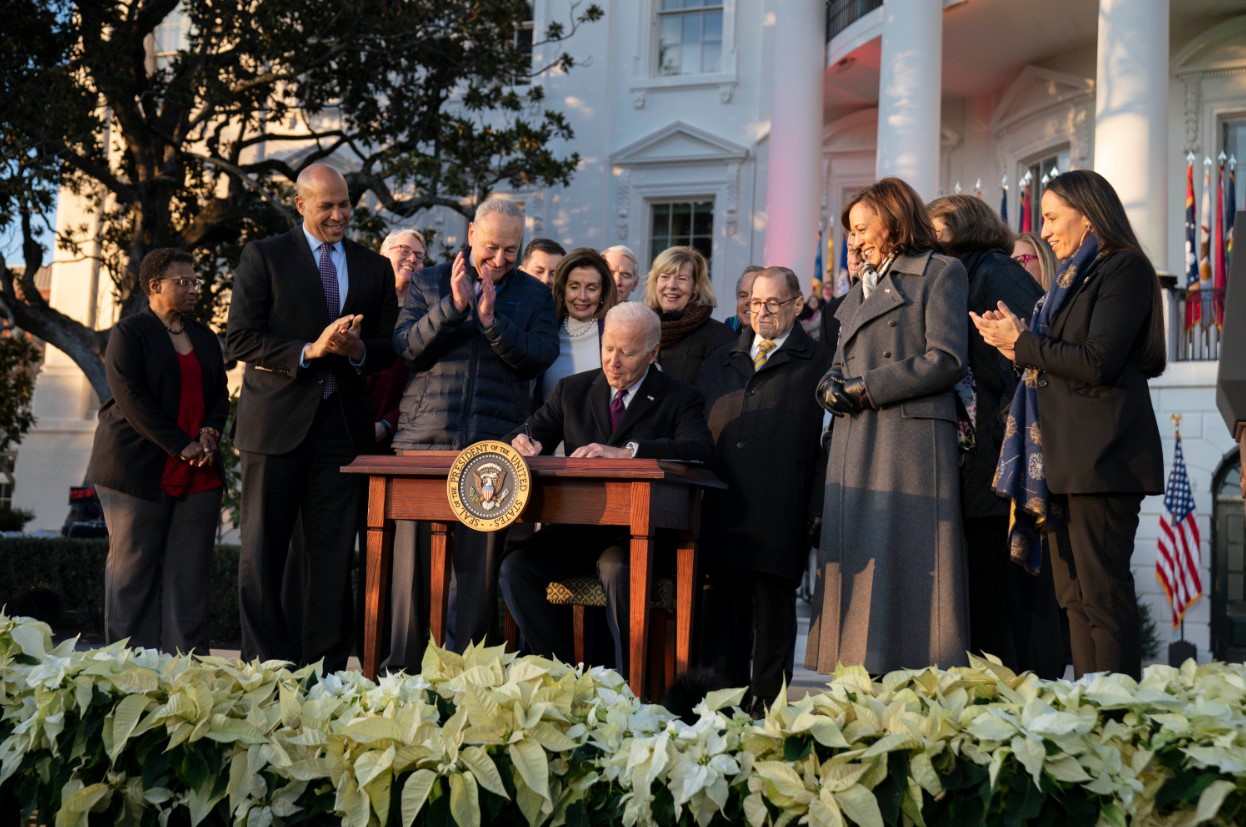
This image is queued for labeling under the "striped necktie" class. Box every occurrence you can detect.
[318,242,339,398]
[609,389,627,432]
[753,338,775,370]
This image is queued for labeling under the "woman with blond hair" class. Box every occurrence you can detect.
[1012,230,1059,290]
[642,246,734,384]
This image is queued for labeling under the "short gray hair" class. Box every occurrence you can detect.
[605,301,661,350]
[475,197,525,222]
[601,244,638,267]
[380,228,424,254]
[755,266,801,297]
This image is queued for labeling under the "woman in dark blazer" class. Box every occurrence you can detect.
[972,169,1165,679]
[86,249,229,654]
[642,246,734,384]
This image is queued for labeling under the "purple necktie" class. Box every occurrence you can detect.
[318,242,339,398]
[609,389,627,432]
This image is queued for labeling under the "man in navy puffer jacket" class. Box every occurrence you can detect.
[384,198,557,666]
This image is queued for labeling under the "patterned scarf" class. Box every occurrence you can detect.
[658,302,715,349]
[993,234,1103,572]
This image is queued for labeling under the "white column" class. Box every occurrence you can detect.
[1093,0,1168,267]
[762,0,825,282]
[875,0,942,200]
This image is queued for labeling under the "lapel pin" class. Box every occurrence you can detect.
[647,395,655,401]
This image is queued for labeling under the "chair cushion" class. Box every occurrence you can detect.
[546,576,676,612]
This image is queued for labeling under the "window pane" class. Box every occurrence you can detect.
[651,201,714,273]
[703,10,723,39]
[670,203,692,238]
[682,13,701,42]
[685,42,704,74]
[702,41,721,74]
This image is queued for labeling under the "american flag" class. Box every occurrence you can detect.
[1156,435,1202,628]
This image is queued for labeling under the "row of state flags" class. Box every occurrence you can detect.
[1185,153,1236,331]
[817,155,1240,309]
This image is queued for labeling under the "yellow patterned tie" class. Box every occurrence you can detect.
[753,338,775,370]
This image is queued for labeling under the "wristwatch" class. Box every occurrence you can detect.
[626,441,639,458]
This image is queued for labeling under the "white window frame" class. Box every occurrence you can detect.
[629,0,737,102]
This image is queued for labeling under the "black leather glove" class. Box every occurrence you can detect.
[841,375,871,410]
[817,369,860,416]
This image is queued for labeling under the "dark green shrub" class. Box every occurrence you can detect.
[0,537,241,646]
[0,507,34,532]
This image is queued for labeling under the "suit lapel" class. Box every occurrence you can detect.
[759,325,810,372]
[838,252,928,348]
[729,331,754,381]
[341,239,366,316]
[589,373,614,442]
[838,280,904,348]
[611,368,661,444]
[292,228,332,321]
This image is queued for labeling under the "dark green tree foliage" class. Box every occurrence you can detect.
[0,0,601,401]
[0,331,39,453]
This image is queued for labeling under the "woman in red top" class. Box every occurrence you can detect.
[85,249,229,654]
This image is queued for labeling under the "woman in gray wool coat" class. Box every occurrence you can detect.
[805,177,970,676]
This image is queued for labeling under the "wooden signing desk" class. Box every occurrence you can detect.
[343,453,724,696]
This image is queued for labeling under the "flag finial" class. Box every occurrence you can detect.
[1187,151,1196,164]
[1171,412,1183,432]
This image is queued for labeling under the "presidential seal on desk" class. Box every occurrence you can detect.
[446,440,531,531]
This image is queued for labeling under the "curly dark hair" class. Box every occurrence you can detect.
[138,249,194,295]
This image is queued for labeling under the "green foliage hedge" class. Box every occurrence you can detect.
[3,614,1246,827]
[0,538,241,645]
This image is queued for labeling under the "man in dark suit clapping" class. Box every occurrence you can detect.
[226,163,398,671]
[500,302,713,672]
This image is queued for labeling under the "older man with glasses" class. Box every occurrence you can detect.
[695,266,833,712]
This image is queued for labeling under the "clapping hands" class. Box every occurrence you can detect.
[969,301,1027,362]
[308,314,365,361]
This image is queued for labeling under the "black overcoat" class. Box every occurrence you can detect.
[959,248,1043,517]
[696,323,833,580]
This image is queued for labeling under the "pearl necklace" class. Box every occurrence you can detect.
[564,317,596,338]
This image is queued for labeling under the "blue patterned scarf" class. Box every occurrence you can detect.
[993,234,1103,572]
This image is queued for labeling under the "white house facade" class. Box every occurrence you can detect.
[14,0,1246,663]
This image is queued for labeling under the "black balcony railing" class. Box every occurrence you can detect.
[826,0,884,42]
[1168,287,1226,362]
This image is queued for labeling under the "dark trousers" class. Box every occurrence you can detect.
[965,516,1066,679]
[499,525,631,672]
[449,524,508,651]
[1048,493,1144,679]
[98,484,221,654]
[382,520,432,672]
[700,567,797,705]
[381,520,506,666]
[238,398,362,672]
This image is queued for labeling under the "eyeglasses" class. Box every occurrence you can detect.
[392,245,426,264]
[162,277,203,290]
[748,296,799,315]
[1012,254,1038,266]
